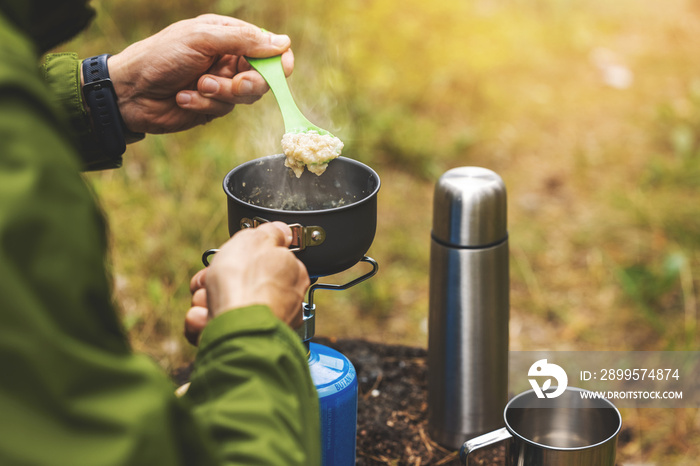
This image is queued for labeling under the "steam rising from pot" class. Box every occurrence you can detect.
[227,155,374,212]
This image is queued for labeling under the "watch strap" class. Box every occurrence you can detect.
[82,54,144,160]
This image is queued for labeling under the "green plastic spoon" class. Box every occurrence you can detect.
[246,55,333,136]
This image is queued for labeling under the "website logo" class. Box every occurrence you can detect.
[528,359,568,398]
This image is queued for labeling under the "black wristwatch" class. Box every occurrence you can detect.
[82,54,144,160]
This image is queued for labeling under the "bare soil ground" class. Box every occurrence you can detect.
[319,337,638,466]
[318,337,502,466]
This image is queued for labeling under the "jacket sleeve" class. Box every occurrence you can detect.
[40,52,125,171]
[0,21,320,466]
[187,306,322,465]
[0,81,219,466]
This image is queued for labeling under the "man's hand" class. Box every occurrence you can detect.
[185,222,310,345]
[107,14,294,134]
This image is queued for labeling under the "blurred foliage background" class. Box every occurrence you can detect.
[56,0,700,463]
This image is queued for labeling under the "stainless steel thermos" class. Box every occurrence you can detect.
[427,167,510,450]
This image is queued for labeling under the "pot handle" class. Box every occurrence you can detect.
[460,427,512,465]
[201,216,327,266]
[240,216,325,251]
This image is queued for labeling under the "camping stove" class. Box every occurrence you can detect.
[205,154,381,466]
[301,257,378,466]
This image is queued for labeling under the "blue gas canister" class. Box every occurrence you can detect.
[308,342,358,466]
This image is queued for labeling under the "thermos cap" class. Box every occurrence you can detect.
[432,167,507,247]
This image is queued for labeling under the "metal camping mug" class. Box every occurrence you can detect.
[460,387,622,466]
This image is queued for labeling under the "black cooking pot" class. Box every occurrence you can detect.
[219,154,380,278]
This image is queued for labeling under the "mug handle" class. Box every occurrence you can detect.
[460,427,512,465]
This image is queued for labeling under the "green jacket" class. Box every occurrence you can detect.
[0,4,320,466]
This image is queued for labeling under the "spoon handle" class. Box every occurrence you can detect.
[247,56,314,133]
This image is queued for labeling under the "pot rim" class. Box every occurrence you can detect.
[222,154,381,215]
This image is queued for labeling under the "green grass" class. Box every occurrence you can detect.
[58,0,700,462]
